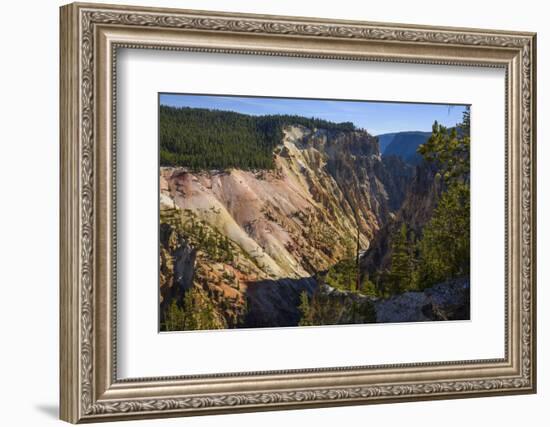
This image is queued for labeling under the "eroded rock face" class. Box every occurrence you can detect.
[172,242,196,294]
[159,222,197,317]
[159,124,426,328]
[377,155,415,212]
[161,125,411,282]
[360,161,442,279]
[374,277,470,323]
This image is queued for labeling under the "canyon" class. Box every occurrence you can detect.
[159,120,468,329]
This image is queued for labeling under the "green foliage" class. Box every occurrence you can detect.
[305,229,378,325]
[163,299,186,332]
[323,256,359,292]
[162,288,223,331]
[417,108,470,185]
[379,107,471,295]
[417,183,470,288]
[161,209,235,264]
[299,290,376,326]
[387,223,416,294]
[359,276,378,297]
[413,106,470,288]
[321,236,364,293]
[308,291,344,325]
[357,299,377,323]
[160,105,356,170]
[458,107,471,136]
[298,291,313,326]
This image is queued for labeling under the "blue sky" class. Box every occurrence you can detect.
[160,94,468,135]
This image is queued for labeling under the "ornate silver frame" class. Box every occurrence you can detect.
[60,2,537,423]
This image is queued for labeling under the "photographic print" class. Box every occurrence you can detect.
[159,94,471,332]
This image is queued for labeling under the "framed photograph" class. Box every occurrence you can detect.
[60,2,537,423]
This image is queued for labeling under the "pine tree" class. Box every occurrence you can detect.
[387,223,414,294]
[163,299,185,331]
[417,183,470,287]
[408,108,471,289]
[417,117,470,185]
[162,288,224,332]
[360,275,378,297]
[298,291,313,326]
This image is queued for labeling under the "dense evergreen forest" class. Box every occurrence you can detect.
[159,105,356,170]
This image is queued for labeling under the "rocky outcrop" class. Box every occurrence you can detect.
[227,275,468,328]
[159,222,197,317]
[306,277,469,325]
[374,277,470,322]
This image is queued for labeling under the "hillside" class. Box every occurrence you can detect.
[160,105,356,170]
[377,131,431,165]
[376,132,398,153]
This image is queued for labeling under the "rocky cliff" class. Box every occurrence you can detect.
[360,160,442,281]
[314,276,469,325]
[374,277,469,322]
[160,124,413,328]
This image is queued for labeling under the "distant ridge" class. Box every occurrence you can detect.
[376,131,432,165]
